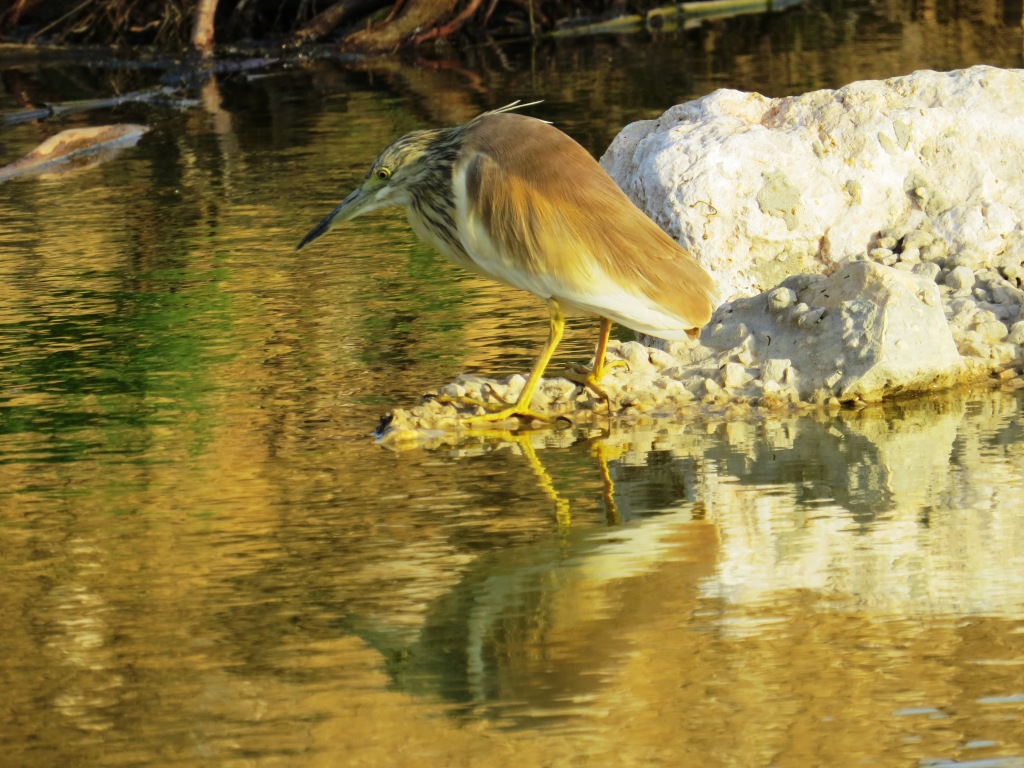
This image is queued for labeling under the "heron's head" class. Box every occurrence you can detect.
[296,127,457,250]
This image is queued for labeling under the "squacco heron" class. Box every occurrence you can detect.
[297,103,717,423]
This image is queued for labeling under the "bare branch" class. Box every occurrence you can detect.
[291,0,392,44]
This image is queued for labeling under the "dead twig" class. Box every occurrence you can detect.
[26,0,91,42]
[291,0,393,43]
[408,0,484,45]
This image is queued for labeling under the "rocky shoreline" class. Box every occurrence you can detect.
[376,66,1024,447]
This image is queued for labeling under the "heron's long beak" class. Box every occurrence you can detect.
[295,185,373,250]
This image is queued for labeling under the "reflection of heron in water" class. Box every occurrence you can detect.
[481,430,707,528]
[342,439,711,726]
[506,432,620,527]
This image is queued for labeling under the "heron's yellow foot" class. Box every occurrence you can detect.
[464,405,562,426]
[428,394,561,426]
[563,358,629,401]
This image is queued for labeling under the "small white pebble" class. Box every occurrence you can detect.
[541,377,577,402]
[989,343,1019,365]
[768,287,797,312]
[992,283,1024,306]
[647,348,675,370]
[655,378,690,397]
[952,250,982,270]
[686,345,715,364]
[439,382,465,398]
[870,248,897,266]
[946,265,976,291]
[922,242,948,262]
[761,358,791,383]
[902,230,934,251]
[505,373,527,400]
[974,320,1009,343]
[959,334,992,359]
[660,365,685,379]
[912,262,941,281]
[797,307,826,328]
[722,362,753,389]
[618,341,652,371]
[1007,321,1024,346]
[899,246,921,264]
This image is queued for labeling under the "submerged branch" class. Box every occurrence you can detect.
[1,86,188,126]
[0,124,149,181]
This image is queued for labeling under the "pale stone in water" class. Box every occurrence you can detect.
[440,382,465,399]
[602,66,1024,301]
[504,374,527,402]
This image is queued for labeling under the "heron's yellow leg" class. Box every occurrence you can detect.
[592,318,629,381]
[432,299,566,424]
[564,318,628,400]
[465,299,565,423]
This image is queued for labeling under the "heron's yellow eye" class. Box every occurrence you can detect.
[377,168,391,181]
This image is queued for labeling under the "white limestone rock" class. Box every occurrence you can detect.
[601,65,1024,302]
[699,261,966,402]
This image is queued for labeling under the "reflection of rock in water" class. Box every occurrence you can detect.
[702,397,964,525]
[698,391,1024,616]
[609,449,703,523]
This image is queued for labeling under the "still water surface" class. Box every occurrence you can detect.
[3,2,1024,766]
